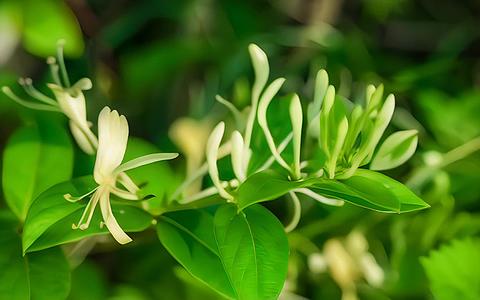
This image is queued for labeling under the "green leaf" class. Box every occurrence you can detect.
[2,120,73,221]
[156,209,236,299]
[421,238,480,300]
[22,0,84,57]
[23,176,153,253]
[214,204,289,300]
[236,170,309,211]
[341,169,429,212]
[308,179,394,212]
[370,130,418,171]
[0,213,71,300]
[68,262,107,300]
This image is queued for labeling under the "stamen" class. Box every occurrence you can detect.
[117,173,140,194]
[1,86,60,112]
[56,40,71,87]
[64,186,99,202]
[46,56,62,86]
[19,78,58,106]
[72,189,101,230]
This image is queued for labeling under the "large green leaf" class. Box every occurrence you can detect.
[235,169,428,213]
[421,238,480,300]
[235,170,308,211]
[308,179,395,212]
[0,212,71,300]
[23,176,153,253]
[156,210,236,299]
[341,169,429,212]
[2,120,73,221]
[214,204,289,300]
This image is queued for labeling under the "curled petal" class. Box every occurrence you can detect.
[69,121,96,155]
[206,122,233,200]
[99,190,132,244]
[257,78,290,172]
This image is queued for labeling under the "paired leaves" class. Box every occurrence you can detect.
[2,120,73,221]
[157,210,236,299]
[157,205,289,300]
[23,176,153,253]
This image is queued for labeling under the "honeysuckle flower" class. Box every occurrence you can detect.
[1,41,98,154]
[47,77,98,154]
[307,231,384,300]
[65,107,178,244]
[169,117,212,196]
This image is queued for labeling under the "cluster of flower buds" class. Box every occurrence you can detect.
[307,71,418,179]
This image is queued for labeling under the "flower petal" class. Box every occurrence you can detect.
[99,190,132,244]
[230,131,246,181]
[206,122,233,200]
[290,94,303,179]
[69,121,96,155]
[94,107,129,184]
[114,153,178,175]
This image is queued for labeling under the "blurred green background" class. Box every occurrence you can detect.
[1,0,480,299]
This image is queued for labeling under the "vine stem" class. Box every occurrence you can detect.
[440,136,480,167]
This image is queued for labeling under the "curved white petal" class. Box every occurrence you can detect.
[117,172,140,194]
[230,131,246,181]
[114,153,178,175]
[110,186,141,200]
[99,190,132,244]
[206,122,232,200]
[69,121,96,155]
[94,107,129,184]
[48,83,89,128]
[257,78,290,172]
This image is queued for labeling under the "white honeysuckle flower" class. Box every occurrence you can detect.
[290,94,303,180]
[169,117,212,196]
[310,232,385,300]
[47,78,98,154]
[1,41,98,154]
[257,78,291,173]
[307,69,328,138]
[65,107,178,244]
[326,117,349,179]
[206,122,234,201]
[230,130,247,182]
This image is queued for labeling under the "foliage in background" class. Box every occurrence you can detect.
[1,0,480,299]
